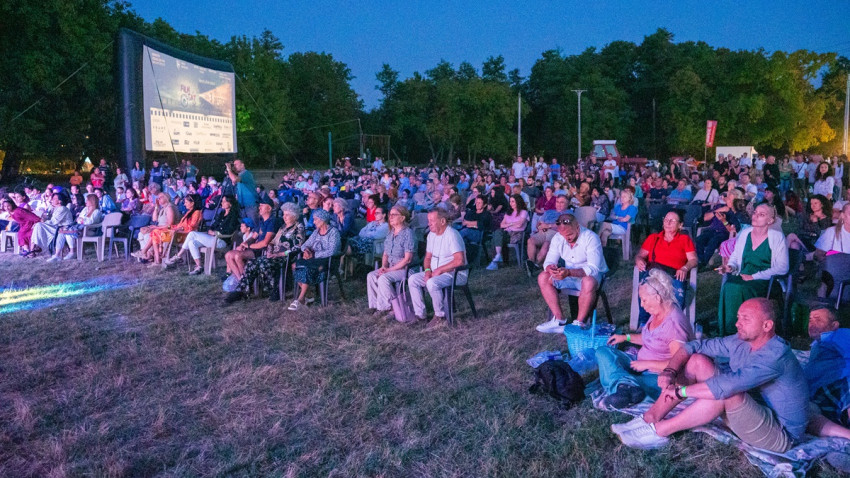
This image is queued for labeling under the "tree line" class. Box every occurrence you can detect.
[1,0,846,179]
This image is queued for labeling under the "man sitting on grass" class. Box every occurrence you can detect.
[534,213,608,333]
[615,298,810,451]
[805,306,850,429]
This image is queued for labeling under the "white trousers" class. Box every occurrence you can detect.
[181,231,224,259]
[366,268,408,311]
[407,271,455,318]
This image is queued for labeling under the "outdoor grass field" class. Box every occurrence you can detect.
[0,250,845,477]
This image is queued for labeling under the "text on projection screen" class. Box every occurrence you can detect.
[142,45,237,153]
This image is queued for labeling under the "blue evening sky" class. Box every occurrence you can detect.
[131,0,848,110]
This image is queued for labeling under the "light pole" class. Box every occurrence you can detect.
[572,89,586,162]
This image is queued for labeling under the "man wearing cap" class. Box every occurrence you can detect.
[535,213,608,333]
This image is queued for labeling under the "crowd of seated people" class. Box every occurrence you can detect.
[2,153,850,469]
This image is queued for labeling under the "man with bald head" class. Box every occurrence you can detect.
[616,298,810,451]
[535,213,608,333]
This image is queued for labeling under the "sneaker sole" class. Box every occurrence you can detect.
[618,433,669,450]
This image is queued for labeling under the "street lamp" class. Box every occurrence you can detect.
[572,89,586,162]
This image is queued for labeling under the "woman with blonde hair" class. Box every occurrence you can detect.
[601,269,695,409]
[599,188,637,247]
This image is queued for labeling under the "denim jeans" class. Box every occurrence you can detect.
[596,347,662,399]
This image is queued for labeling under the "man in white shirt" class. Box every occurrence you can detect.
[535,214,609,333]
[739,153,752,168]
[754,155,766,172]
[408,208,467,328]
[512,156,526,180]
[738,174,758,199]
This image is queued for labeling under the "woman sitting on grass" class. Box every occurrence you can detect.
[49,194,103,262]
[163,195,241,274]
[288,209,341,311]
[600,269,695,409]
[225,202,306,304]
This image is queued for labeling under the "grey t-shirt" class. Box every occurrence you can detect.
[684,335,810,440]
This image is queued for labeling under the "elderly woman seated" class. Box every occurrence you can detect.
[134,192,178,257]
[814,203,850,299]
[163,195,241,274]
[224,202,306,304]
[600,269,695,409]
[29,193,74,257]
[288,208,341,311]
[716,203,789,336]
[366,205,415,318]
[49,194,103,261]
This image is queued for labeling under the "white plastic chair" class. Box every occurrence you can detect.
[78,212,122,262]
[608,222,632,261]
[1,229,20,254]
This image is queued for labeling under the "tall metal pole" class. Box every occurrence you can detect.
[844,73,849,156]
[357,118,364,160]
[572,89,586,161]
[517,92,522,158]
[328,132,333,170]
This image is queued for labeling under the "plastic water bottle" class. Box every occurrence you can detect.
[527,350,563,368]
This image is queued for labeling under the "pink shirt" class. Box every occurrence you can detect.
[637,307,694,362]
[501,210,529,232]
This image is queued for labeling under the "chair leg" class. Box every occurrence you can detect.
[463,285,478,318]
[335,273,346,301]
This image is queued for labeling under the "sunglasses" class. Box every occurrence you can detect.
[555,219,574,226]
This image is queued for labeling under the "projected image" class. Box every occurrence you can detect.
[142,45,237,153]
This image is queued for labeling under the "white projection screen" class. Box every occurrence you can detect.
[142,45,237,153]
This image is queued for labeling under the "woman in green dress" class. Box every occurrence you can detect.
[716,204,789,335]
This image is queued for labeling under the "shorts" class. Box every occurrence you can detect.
[530,229,557,246]
[552,276,582,291]
[609,223,627,235]
[723,393,792,453]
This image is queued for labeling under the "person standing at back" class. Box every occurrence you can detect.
[227,159,258,223]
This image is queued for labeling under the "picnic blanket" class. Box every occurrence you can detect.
[587,350,850,477]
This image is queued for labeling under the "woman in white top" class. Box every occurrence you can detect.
[815,203,850,299]
[50,194,103,261]
[29,193,75,256]
[692,178,720,205]
[813,162,835,200]
[716,204,789,335]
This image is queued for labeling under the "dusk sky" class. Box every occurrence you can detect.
[131,1,848,110]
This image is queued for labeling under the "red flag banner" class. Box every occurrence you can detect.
[705,120,717,148]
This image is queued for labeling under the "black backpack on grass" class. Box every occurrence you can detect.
[529,360,585,408]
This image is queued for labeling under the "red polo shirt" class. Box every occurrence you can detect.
[640,232,695,270]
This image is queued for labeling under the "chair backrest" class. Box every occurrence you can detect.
[202,208,217,226]
[128,214,152,229]
[102,212,123,227]
[573,206,597,229]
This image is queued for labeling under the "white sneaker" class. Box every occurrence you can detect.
[493,254,503,263]
[570,320,588,328]
[63,252,76,261]
[618,421,669,449]
[535,318,566,333]
[46,255,60,263]
[287,300,302,311]
[485,261,498,271]
[611,415,647,435]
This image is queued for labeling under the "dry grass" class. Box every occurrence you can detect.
[0,248,844,477]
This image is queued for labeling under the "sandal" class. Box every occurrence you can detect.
[287,300,302,311]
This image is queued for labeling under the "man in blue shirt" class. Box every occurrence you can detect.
[616,298,810,452]
[806,306,850,427]
[666,179,693,205]
[227,159,258,223]
[149,160,164,186]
